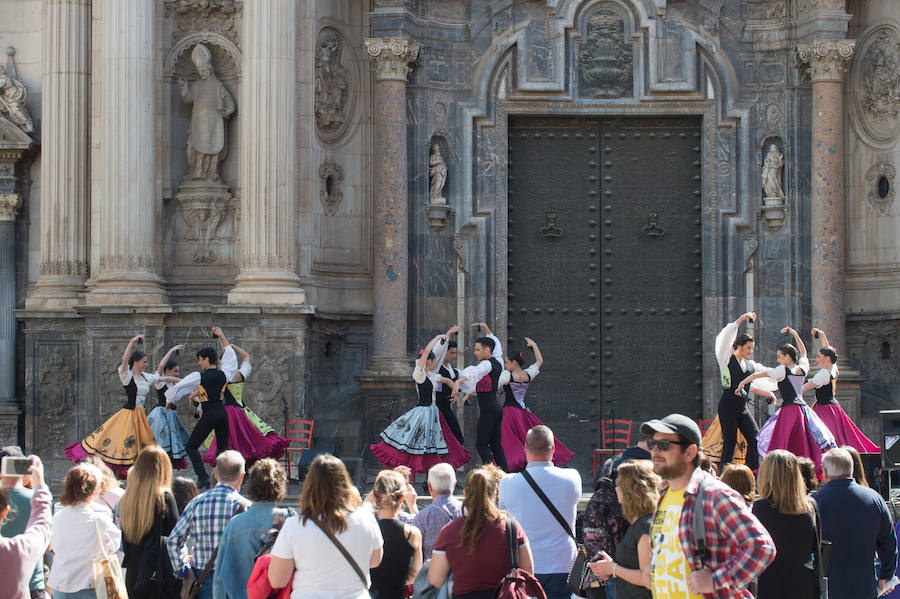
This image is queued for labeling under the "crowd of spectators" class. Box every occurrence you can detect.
[2,414,900,599]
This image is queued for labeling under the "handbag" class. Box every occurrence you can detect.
[495,516,547,599]
[180,547,218,599]
[91,515,127,599]
[246,509,295,599]
[520,470,586,594]
[307,515,369,588]
[809,497,830,599]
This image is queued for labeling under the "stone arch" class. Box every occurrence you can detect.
[163,32,241,81]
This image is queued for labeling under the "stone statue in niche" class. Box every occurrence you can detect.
[577,10,633,98]
[178,43,236,182]
[429,145,448,204]
[315,34,349,134]
[761,144,785,199]
[0,49,33,133]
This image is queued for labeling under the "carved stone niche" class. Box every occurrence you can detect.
[164,0,243,45]
[576,8,634,99]
[760,137,787,232]
[865,160,896,214]
[425,136,453,232]
[315,26,359,144]
[851,25,900,146]
[319,160,344,216]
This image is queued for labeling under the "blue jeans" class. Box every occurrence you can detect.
[536,573,573,599]
[52,591,95,599]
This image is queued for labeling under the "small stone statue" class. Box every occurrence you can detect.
[761,143,784,199]
[178,43,236,182]
[429,145,448,204]
[0,59,33,133]
[315,35,349,133]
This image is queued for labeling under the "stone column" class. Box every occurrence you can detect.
[227,0,305,305]
[27,0,91,309]
[87,0,166,304]
[0,195,19,402]
[363,38,419,375]
[797,39,855,354]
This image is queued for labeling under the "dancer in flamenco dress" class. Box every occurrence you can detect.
[146,343,190,469]
[498,336,574,471]
[805,327,880,453]
[704,312,777,470]
[201,343,290,465]
[370,327,472,474]
[737,326,836,470]
[65,334,182,477]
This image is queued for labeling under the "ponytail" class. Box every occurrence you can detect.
[372,470,406,511]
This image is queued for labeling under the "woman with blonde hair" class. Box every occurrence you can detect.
[588,460,659,599]
[118,445,179,599]
[369,470,423,599]
[751,449,818,599]
[428,468,534,599]
[48,464,121,599]
[268,454,383,599]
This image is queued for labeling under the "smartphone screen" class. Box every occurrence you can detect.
[1,456,32,477]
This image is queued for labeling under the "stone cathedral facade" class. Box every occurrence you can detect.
[0,0,898,479]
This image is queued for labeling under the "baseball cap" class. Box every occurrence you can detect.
[640,414,702,447]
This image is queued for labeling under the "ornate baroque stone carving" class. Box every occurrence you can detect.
[37,349,74,443]
[179,192,227,263]
[797,0,846,12]
[0,193,20,221]
[315,29,350,139]
[865,160,896,214]
[319,160,344,216]
[850,27,900,145]
[178,43,236,183]
[797,40,856,82]
[0,48,33,133]
[364,38,420,81]
[577,10,633,98]
[165,0,242,44]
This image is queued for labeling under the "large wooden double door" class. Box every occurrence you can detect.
[506,116,703,474]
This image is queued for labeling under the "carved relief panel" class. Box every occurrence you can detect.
[851,25,900,146]
[576,9,634,99]
[315,26,359,143]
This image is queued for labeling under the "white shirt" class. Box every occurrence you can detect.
[811,366,837,388]
[165,345,238,404]
[118,367,160,409]
[499,461,581,574]
[48,504,121,593]
[270,507,383,599]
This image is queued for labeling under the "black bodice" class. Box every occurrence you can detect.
[155,385,167,408]
[415,376,434,407]
[435,363,457,405]
[122,377,139,410]
[777,367,808,406]
[814,373,836,405]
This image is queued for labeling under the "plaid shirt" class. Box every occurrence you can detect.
[167,483,250,576]
[657,468,775,598]
[410,494,462,559]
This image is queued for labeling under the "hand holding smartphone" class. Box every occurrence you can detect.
[1,455,33,477]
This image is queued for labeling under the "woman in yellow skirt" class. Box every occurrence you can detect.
[65,334,181,477]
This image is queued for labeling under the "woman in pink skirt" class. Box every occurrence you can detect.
[498,336,574,471]
[737,326,836,471]
[804,328,879,453]
[371,328,472,474]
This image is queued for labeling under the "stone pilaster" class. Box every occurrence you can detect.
[87,0,166,304]
[227,0,305,305]
[363,38,419,375]
[798,39,863,415]
[28,0,91,309]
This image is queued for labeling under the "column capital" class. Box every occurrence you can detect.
[797,39,856,82]
[365,38,420,81]
[0,193,20,222]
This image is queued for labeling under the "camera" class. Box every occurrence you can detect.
[1,456,32,477]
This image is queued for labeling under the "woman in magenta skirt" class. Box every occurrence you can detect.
[371,327,472,474]
[737,326,836,471]
[498,337,574,471]
[803,327,879,454]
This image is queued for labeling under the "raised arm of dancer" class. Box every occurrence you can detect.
[212,327,238,381]
[811,327,832,349]
[524,337,543,369]
[415,334,446,379]
[715,312,756,371]
[120,334,143,374]
[781,326,807,358]
[431,326,459,370]
[156,344,184,374]
[212,326,231,348]
[230,344,251,382]
[471,322,503,360]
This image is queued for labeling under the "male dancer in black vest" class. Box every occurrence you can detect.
[435,339,465,444]
[166,326,237,489]
[451,323,508,471]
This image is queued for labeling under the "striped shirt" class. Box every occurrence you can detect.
[167,483,250,575]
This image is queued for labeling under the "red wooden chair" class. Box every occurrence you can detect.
[699,418,715,435]
[592,419,634,476]
[283,419,315,480]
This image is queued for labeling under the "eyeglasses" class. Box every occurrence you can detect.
[647,438,691,451]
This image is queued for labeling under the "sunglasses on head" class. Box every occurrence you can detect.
[647,438,691,451]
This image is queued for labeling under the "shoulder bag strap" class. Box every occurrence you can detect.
[691,477,709,568]
[308,515,368,587]
[195,546,218,588]
[809,497,825,578]
[506,516,519,572]
[520,470,575,540]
